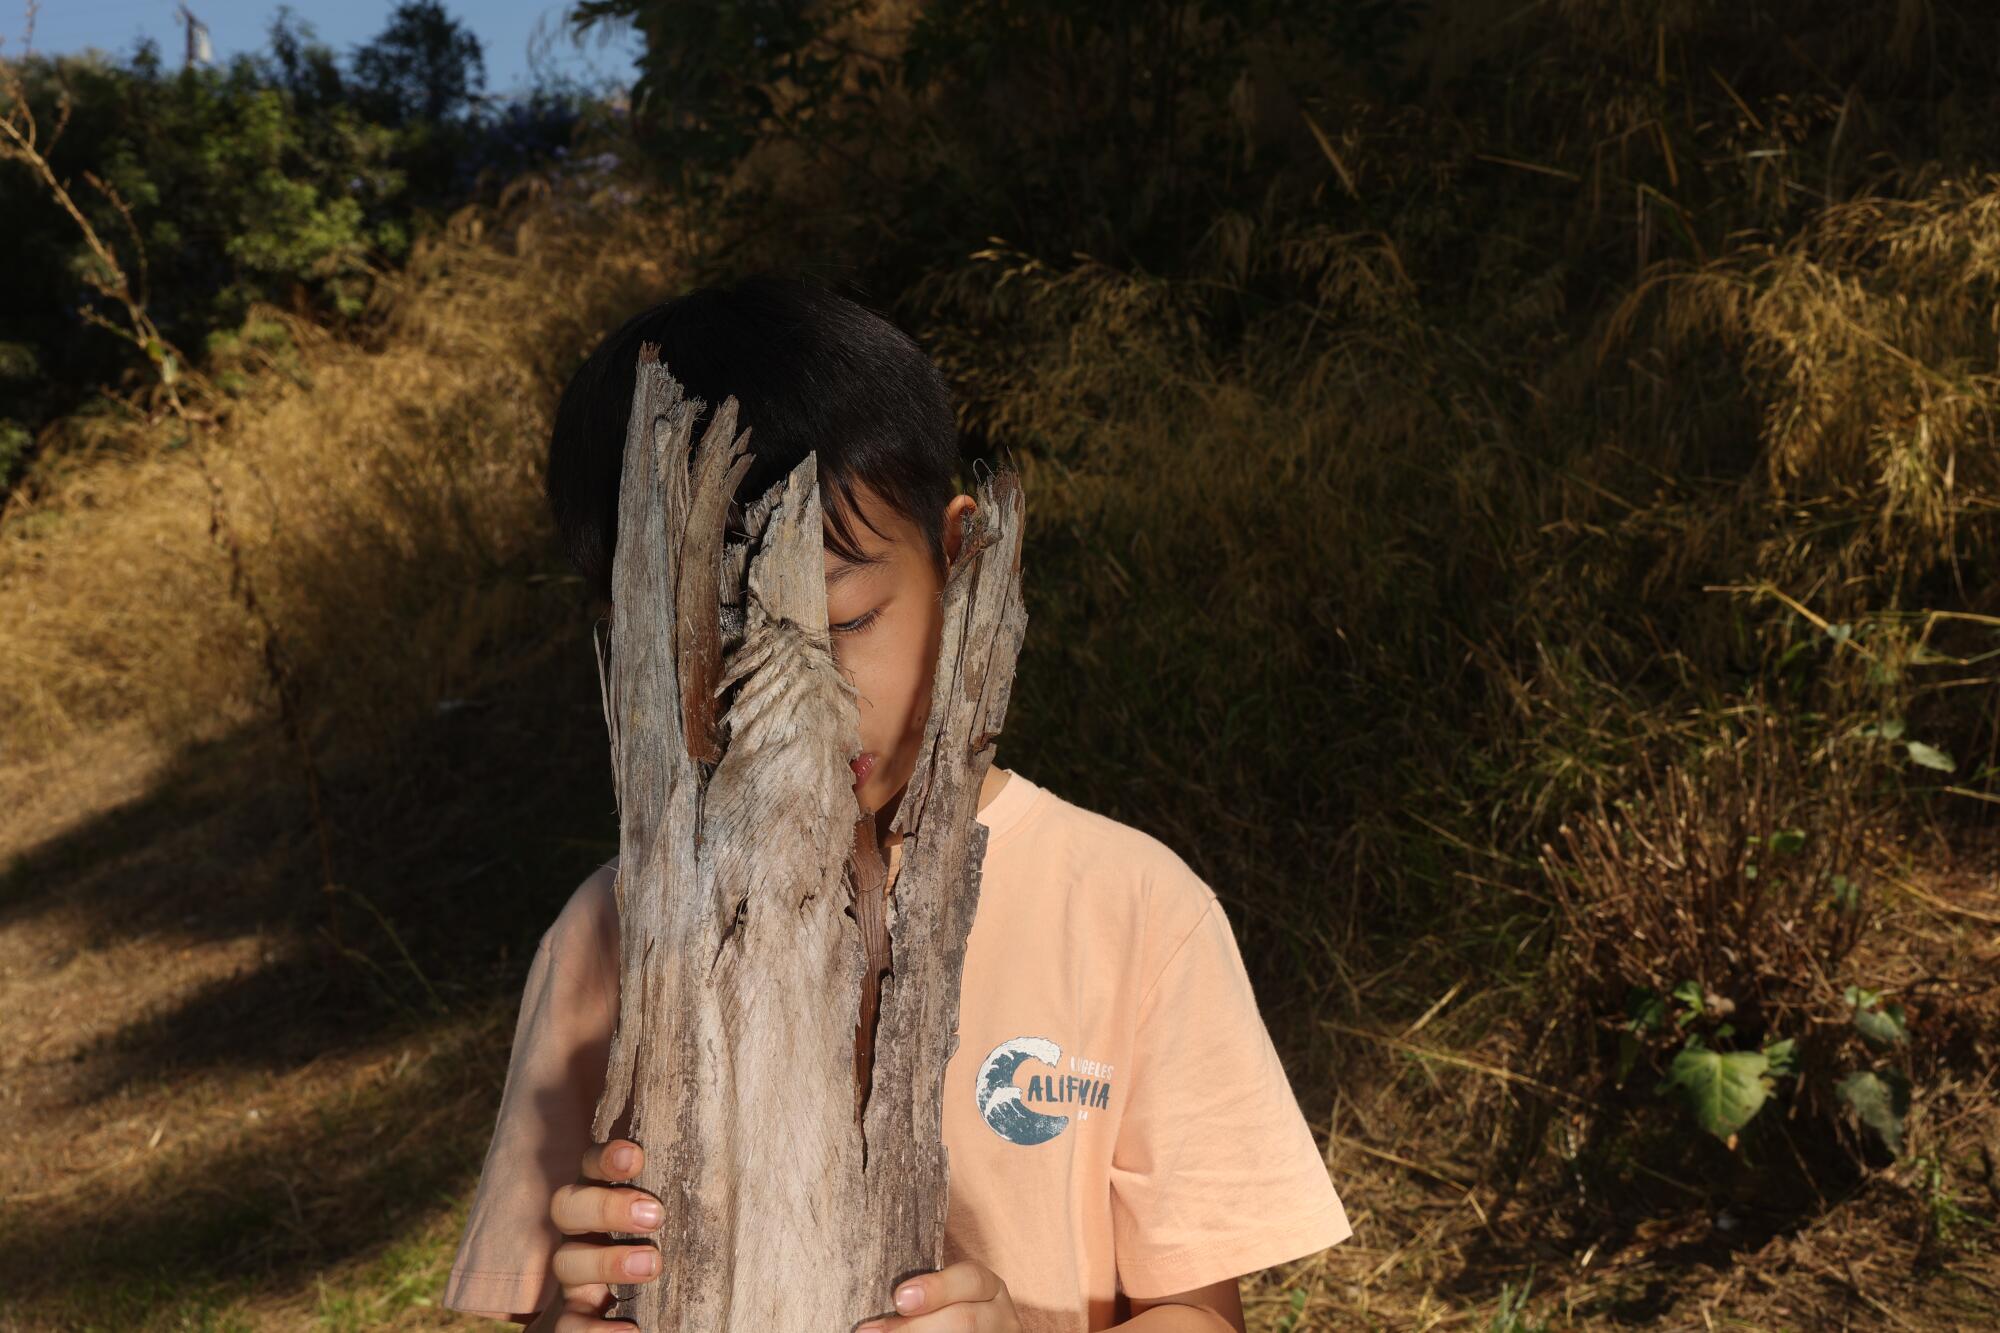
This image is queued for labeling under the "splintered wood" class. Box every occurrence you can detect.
[589,345,1027,1331]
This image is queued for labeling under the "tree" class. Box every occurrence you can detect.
[350,1,485,127]
[262,6,345,113]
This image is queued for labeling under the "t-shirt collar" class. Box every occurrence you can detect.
[883,768,1040,889]
[974,767,1040,843]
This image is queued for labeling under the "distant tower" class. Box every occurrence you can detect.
[177,5,212,70]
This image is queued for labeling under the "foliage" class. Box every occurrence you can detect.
[349,1,488,127]
[1836,1068,1911,1156]
[1658,1039,1785,1146]
[1543,713,1875,1033]
[1538,711,1953,1163]
[571,0,869,187]
[0,5,585,491]
[558,1,2000,830]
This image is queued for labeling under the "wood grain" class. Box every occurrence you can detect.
[590,347,1028,1330]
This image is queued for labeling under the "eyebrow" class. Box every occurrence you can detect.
[824,550,891,587]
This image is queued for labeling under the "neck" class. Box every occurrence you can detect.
[877,764,1012,846]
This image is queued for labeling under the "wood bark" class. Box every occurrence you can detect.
[589,345,1028,1331]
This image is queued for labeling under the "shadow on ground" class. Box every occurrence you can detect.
[0,643,621,1323]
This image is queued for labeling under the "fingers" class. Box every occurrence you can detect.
[551,1288,639,1332]
[892,1260,1003,1317]
[857,1261,1015,1333]
[552,1289,639,1333]
[549,1138,660,1320]
[553,1237,662,1290]
[551,1181,665,1237]
[526,1286,635,1333]
[581,1138,644,1182]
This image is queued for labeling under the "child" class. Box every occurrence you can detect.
[442,276,1351,1331]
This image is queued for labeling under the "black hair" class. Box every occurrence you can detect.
[545,273,963,607]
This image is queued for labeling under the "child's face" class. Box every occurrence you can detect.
[823,482,978,817]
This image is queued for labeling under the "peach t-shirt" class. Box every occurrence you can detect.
[443,770,1351,1327]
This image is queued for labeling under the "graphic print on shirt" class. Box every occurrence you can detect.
[975,1036,1117,1145]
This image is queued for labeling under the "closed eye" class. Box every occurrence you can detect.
[832,607,883,635]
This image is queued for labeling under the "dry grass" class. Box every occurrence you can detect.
[0,184,704,774]
[1540,711,1878,1111]
[1302,824,2000,1331]
[1614,173,2000,604]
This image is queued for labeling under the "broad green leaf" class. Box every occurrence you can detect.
[1905,739,1955,772]
[1854,1002,1909,1049]
[1662,1043,1772,1143]
[1836,1070,1910,1155]
[1762,1037,1799,1077]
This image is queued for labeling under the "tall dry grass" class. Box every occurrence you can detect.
[1616,174,2000,598]
[0,185,706,776]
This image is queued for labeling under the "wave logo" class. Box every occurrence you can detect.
[976,1036,1071,1145]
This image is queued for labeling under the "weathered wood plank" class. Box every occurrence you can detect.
[589,349,1028,1330]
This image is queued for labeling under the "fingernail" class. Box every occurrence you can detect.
[625,1249,659,1278]
[895,1283,924,1313]
[631,1198,663,1228]
[610,1144,636,1172]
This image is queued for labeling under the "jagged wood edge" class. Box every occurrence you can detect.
[589,351,745,1320]
[862,468,1028,1270]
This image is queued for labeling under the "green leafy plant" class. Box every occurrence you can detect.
[1916,1146,1993,1253]
[1832,986,1914,1156]
[1658,1033,1799,1146]
[1834,1069,1911,1155]
[1855,718,1956,774]
[1845,985,1909,1051]
[1539,713,1934,1159]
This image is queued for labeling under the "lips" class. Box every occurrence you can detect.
[850,751,877,785]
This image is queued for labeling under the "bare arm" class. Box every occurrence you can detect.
[1120,1277,1245,1333]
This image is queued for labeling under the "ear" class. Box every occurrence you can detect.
[942,493,977,564]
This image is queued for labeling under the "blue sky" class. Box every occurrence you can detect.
[4,1,644,97]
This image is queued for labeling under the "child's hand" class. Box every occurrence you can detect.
[856,1260,1023,1333]
[528,1137,662,1331]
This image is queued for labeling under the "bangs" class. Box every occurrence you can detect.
[549,273,963,605]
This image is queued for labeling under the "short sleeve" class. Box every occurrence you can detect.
[1108,883,1353,1298]
[442,873,618,1321]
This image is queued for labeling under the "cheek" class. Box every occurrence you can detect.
[836,609,940,747]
